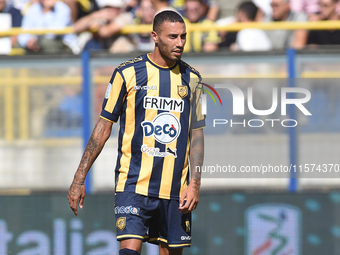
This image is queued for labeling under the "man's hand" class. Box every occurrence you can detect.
[68,182,86,216]
[27,37,40,52]
[179,180,200,214]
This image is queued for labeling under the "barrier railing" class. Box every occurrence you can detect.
[2,21,340,37]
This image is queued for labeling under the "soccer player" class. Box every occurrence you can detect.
[68,10,205,255]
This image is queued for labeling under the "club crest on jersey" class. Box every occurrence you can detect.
[177,85,188,98]
[116,217,126,231]
[141,113,181,144]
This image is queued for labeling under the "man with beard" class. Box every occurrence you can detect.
[68,10,205,255]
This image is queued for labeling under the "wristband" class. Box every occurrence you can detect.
[73,182,84,185]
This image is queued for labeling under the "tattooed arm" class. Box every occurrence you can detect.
[179,128,204,214]
[68,118,113,215]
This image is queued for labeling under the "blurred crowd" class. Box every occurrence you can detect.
[0,0,340,54]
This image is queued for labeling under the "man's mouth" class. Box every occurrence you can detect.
[173,50,182,56]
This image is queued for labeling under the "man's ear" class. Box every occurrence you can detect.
[151,31,158,44]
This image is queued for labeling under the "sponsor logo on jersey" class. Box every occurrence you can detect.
[134,85,157,91]
[141,113,181,144]
[105,83,112,99]
[116,217,126,231]
[177,85,188,98]
[181,236,191,241]
[166,147,177,157]
[141,145,177,158]
[115,206,140,215]
[143,96,184,113]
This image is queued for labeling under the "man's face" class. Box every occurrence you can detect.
[318,0,337,20]
[0,0,6,11]
[153,21,186,63]
[140,0,155,24]
[271,0,290,21]
[40,0,57,9]
[236,10,248,22]
[106,6,122,19]
[185,0,204,23]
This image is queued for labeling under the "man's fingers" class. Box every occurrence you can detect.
[72,207,78,216]
[179,198,184,208]
[179,199,188,209]
[179,190,186,208]
[79,195,85,209]
[180,199,192,213]
[180,198,199,213]
[69,199,78,215]
[68,183,86,215]
[68,193,80,216]
[188,200,198,211]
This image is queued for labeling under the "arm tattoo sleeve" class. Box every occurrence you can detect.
[190,130,204,190]
[74,118,111,182]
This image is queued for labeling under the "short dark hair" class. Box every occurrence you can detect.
[153,10,185,33]
[238,1,258,21]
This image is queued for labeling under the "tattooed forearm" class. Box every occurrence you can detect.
[190,129,204,189]
[191,172,201,192]
[73,118,112,182]
[190,135,204,167]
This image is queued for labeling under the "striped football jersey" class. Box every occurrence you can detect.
[101,54,205,200]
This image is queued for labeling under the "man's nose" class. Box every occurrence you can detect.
[176,36,185,48]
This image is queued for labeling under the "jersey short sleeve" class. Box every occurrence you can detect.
[100,69,127,123]
[190,74,206,130]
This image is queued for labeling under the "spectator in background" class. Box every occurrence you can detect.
[253,0,272,17]
[73,1,122,35]
[18,0,80,54]
[7,0,38,13]
[132,0,156,52]
[184,0,219,52]
[151,0,175,13]
[219,1,271,51]
[169,0,184,14]
[63,0,100,22]
[307,0,340,46]
[231,1,272,51]
[0,0,22,47]
[74,0,135,53]
[204,0,219,21]
[167,0,219,21]
[290,0,319,14]
[264,0,308,49]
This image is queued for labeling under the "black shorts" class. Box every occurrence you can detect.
[115,192,192,248]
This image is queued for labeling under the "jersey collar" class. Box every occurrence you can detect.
[147,53,178,70]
